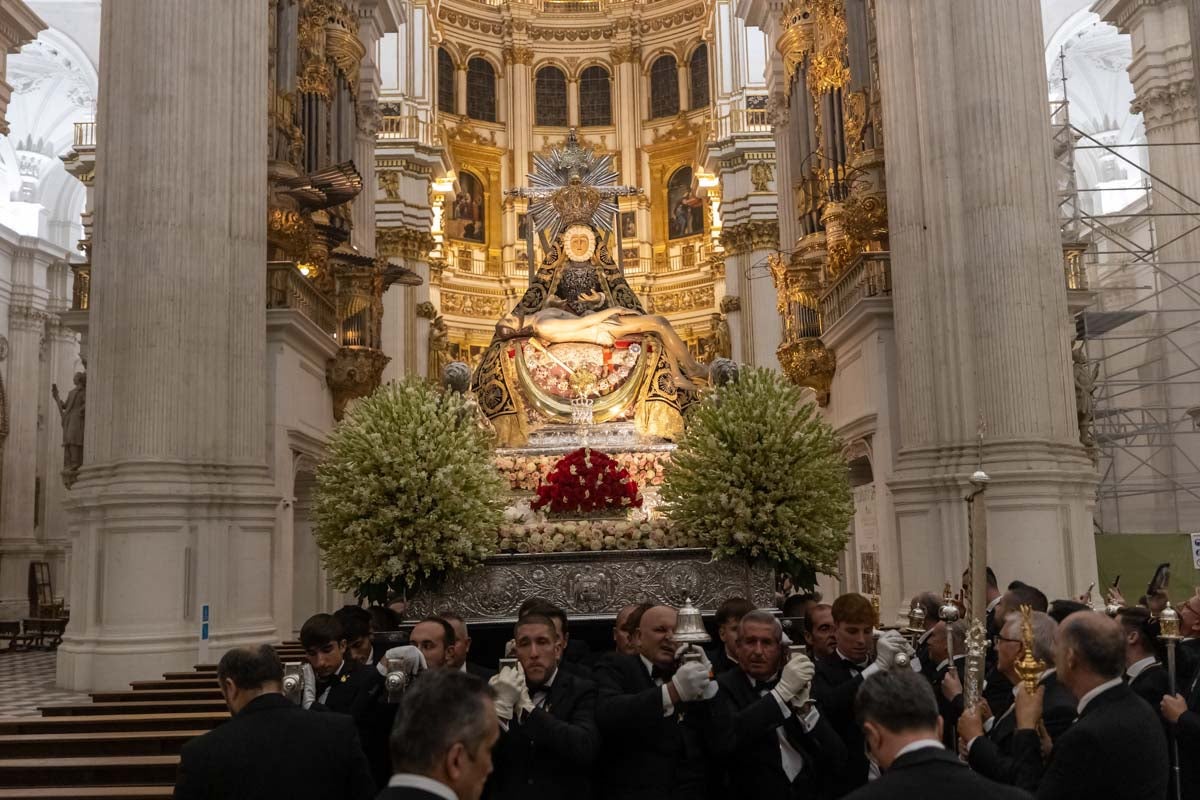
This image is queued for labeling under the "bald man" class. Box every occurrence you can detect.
[1014,612,1168,800]
[594,605,729,800]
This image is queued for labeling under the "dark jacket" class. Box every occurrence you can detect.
[374,786,446,800]
[465,662,497,681]
[315,661,390,789]
[714,666,847,800]
[968,671,1075,790]
[706,646,739,677]
[812,653,871,797]
[173,693,375,800]
[489,667,600,800]
[1015,682,1168,800]
[1128,660,1170,714]
[984,668,1015,719]
[595,653,728,800]
[842,746,1031,800]
[1169,670,1200,800]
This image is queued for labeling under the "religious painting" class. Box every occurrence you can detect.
[667,166,704,240]
[448,171,486,243]
[517,213,529,242]
[620,211,637,239]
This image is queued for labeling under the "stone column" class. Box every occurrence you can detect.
[614,51,640,184]
[876,0,1097,599]
[0,303,46,617]
[676,59,690,112]
[507,48,532,182]
[57,0,277,691]
[1097,0,1200,529]
[456,65,468,117]
[353,2,388,257]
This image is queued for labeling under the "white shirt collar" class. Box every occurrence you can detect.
[1040,667,1056,682]
[534,668,558,691]
[895,739,945,760]
[1126,656,1158,680]
[1077,677,1124,715]
[386,774,459,800]
[458,662,468,673]
[987,596,1002,612]
[917,628,934,646]
[835,648,867,667]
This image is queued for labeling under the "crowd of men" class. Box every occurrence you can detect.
[172,573,1200,800]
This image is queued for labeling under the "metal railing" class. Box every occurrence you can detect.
[378,115,431,142]
[267,261,337,335]
[819,252,892,329]
[73,121,96,148]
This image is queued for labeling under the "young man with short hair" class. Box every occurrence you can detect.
[487,614,600,800]
[707,596,754,675]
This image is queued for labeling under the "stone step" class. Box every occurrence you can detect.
[39,700,228,717]
[0,755,178,787]
[0,730,202,759]
[0,713,227,736]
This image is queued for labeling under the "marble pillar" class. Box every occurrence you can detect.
[615,56,640,184]
[58,0,278,691]
[876,0,1097,599]
[1097,0,1200,530]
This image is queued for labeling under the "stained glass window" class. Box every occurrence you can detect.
[466,58,497,122]
[579,65,612,127]
[437,48,455,114]
[535,66,569,127]
[650,55,680,119]
[689,44,710,110]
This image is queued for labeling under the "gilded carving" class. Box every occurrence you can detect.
[720,221,779,255]
[328,347,391,420]
[440,290,507,320]
[750,162,774,192]
[376,226,435,261]
[378,170,400,200]
[720,295,741,314]
[647,284,715,314]
[416,300,438,320]
[610,44,640,64]
[777,337,836,406]
[502,45,535,66]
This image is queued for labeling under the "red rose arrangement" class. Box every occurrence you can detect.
[531,447,643,516]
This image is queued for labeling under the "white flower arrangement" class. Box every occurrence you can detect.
[496,517,700,554]
[660,367,853,574]
[313,378,506,602]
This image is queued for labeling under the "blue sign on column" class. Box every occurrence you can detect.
[201,604,210,641]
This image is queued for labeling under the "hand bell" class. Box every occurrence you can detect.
[673,597,712,645]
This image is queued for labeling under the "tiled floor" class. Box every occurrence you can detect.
[0,649,91,717]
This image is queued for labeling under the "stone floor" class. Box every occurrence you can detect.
[0,649,91,717]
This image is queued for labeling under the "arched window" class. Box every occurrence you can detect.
[579,65,612,127]
[649,54,680,119]
[437,48,456,114]
[535,66,568,127]
[689,44,710,110]
[466,57,497,122]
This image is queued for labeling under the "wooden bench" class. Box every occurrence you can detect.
[0,712,229,736]
[91,688,222,703]
[0,755,179,787]
[11,618,67,651]
[0,620,19,650]
[0,730,203,759]
[39,700,229,717]
[0,787,173,799]
[128,679,219,691]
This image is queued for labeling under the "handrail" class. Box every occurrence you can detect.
[818,252,892,329]
[73,121,96,148]
[266,261,337,335]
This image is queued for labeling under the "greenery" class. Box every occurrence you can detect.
[660,367,853,574]
[314,377,506,603]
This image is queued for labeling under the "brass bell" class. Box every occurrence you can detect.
[1158,604,1181,642]
[673,597,712,645]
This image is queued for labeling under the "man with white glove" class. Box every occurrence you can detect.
[375,644,427,679]
[595,605,730,800]
[714,610,848,798]
[873,630,913,672]
[671,643,719,702]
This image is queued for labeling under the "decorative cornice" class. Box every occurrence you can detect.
[502,45,535,66]
[376,226,435,260]
[720,220,779,255]
[646,283,715,314]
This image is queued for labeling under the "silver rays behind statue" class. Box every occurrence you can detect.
[505,129,642,240]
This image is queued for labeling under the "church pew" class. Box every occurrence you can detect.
[90,688,222,703]
[0,788,173,799]
[39,699,229,716]
[0,755,179,787]
[0,713,228,736]
[0,730,203,758]
[129,678,219,690]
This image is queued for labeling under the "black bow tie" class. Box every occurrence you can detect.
[842,656,868,670]
[317,675,336,691]
[754,677,780,692]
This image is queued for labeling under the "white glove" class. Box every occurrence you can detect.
[672,644,718,699]
[301,662,317,709]
[377,645,427,678]
[672,660,715,702]
[775,653,815,704]
[873,631,909,672]
[489,665,526,721]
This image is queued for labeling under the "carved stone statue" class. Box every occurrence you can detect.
[714,313,732,360]
[1072,342,1099,453]
[52,371,86,487]
[428,315,453,381]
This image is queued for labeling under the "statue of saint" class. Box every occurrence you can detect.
[52,371,86,486]
[428,315,453,381]
[1072,343,1099,452]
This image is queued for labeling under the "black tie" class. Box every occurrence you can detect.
[652,665,676,682]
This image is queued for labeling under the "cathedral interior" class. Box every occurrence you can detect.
[0,0,1195,694]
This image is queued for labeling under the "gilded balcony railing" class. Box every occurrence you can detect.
[73,121,96,148]
[267,261,338,335]
[819,252,892,329]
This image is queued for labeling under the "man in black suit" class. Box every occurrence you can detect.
[1161,643,1200,800]
[595,603,727,800]
[959,611,1074,791]
[707,596,753,676]
[1117,606,1169,713]
[812,593,911,797]
[982,584,1048,720]
[438,610,496,680]
[519,598,593,678]
[487,613,600,800]
[1174,593,1200,703]
[803,603,837,662]
[842,670,1029,800]
[337,606,379,667]
[1012,611,1168,800]
[173,644,375,799]
[907,592,940,681]
[379,669,500,800]
[302,613,391,787]
[714,609,847,799]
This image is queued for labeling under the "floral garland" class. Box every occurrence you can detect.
[497,518,703,554]
[531,447,642,515]
[496,450,669,492]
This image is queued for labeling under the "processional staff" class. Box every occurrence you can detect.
[1159,601,1183,800]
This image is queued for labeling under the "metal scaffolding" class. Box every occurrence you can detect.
[1053,64,1200,533]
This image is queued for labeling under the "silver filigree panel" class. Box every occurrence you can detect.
[406,549,775,623]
